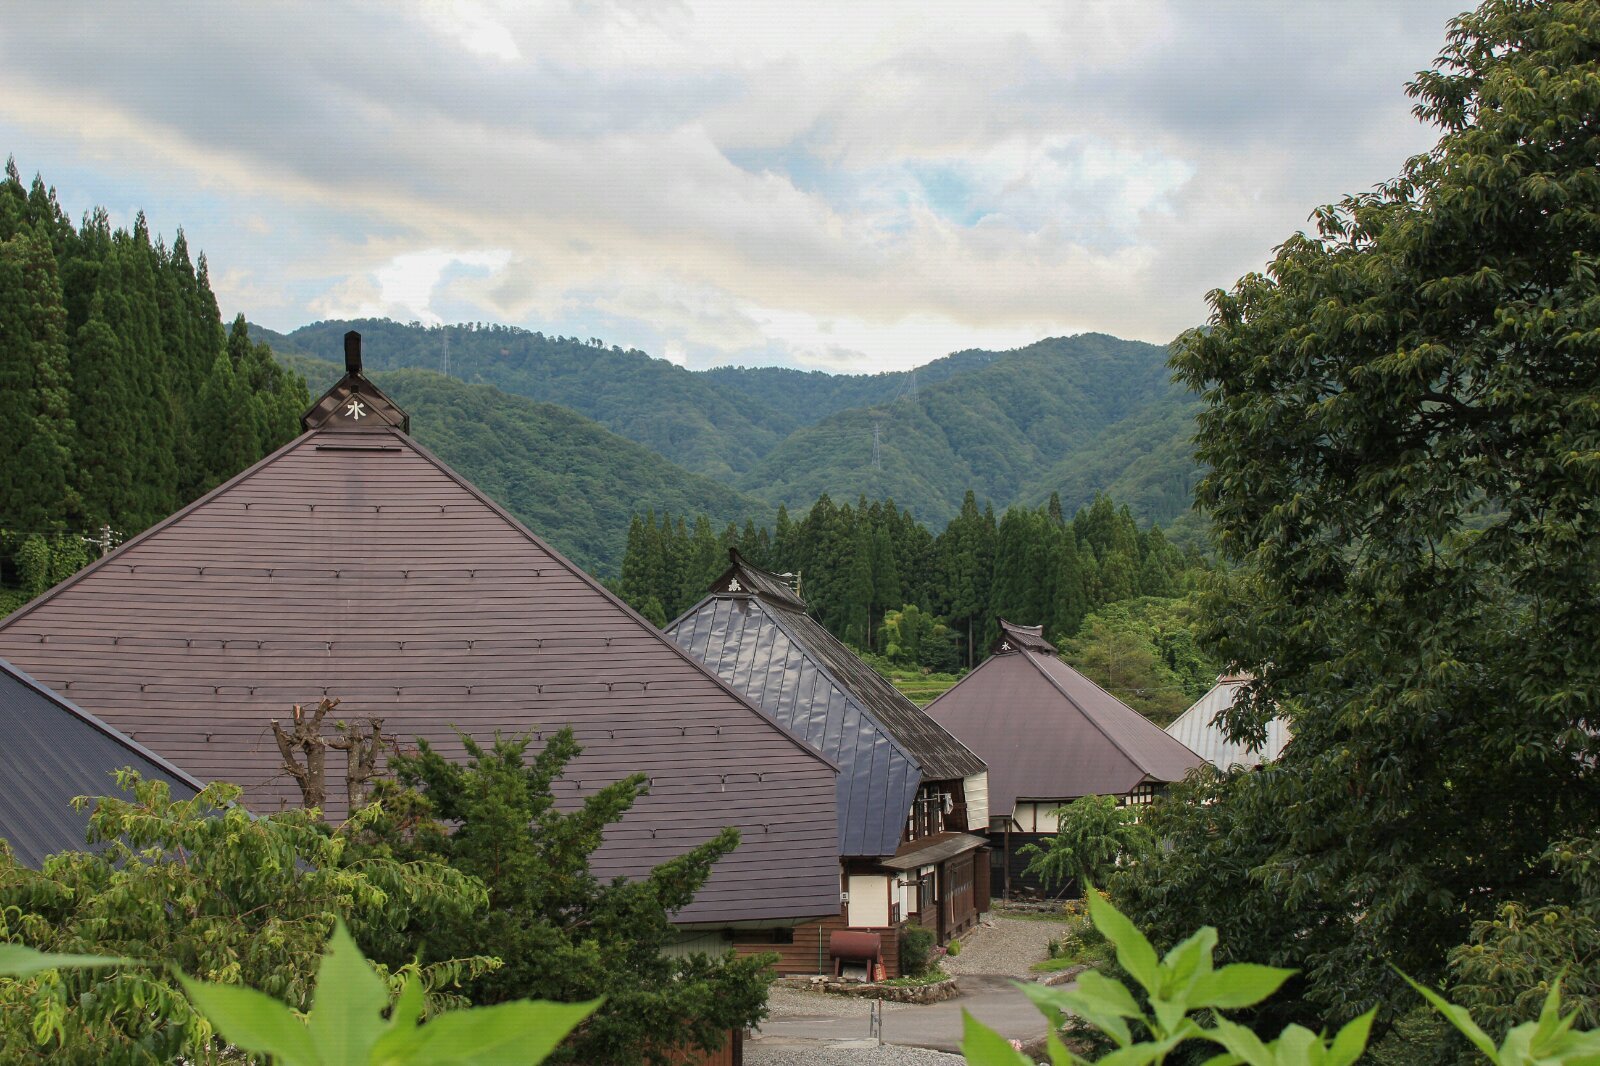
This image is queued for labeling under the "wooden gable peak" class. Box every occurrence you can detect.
[301,330,410,434]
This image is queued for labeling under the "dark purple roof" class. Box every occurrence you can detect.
[925,634,1202,813]
[0,425,840,924]
[0,656,204,867]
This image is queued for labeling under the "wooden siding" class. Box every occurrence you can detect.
[944,851,977,939]
[732,910,903,979]
[987,831,1075,901]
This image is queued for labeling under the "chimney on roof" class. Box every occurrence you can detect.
[344,331,362,376]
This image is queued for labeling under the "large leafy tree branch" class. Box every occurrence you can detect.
[364,729,773,1066]
[1142,0,1600,1031]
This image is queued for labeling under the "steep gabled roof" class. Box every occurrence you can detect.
[0,422,840,924]
[926,625,1202,813]
[667,594,921,858]
[1166,676,1290,770]
[692,552,984,779]
[0,656,204,867]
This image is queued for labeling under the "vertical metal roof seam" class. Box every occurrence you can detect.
[745,600,927,779]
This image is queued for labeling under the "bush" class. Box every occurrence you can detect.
[947,938,962,957]
[900,927,936,978]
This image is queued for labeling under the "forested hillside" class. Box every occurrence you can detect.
[735,334,1198,526]
[618,489,1213,721]
[269,319,788,481]
[261,320,1200,531]
[0,163,307,610]
[279,354,769,575]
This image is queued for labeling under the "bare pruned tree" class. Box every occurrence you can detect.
[271,697,393,814]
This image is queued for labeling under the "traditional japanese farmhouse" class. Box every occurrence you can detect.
[925,619,1202,899]
[0,654,204,867]
[1166,673,1290,771]
[667,550,990,977]
[0,334,842,937]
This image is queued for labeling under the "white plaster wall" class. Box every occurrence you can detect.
[1013,800,1066,834]
[964,770,989,828]
[847,874,891,927]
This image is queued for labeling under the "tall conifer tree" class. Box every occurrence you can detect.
[0,225,74,536]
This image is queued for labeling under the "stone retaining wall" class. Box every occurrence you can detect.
[771,974,962,1004]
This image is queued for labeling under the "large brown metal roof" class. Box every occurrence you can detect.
[0,425,840,924]
[925,632,1202,813]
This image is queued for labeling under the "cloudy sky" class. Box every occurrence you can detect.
[1,1,1465,372]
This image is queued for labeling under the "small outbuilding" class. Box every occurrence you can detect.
[0,655,204,867]
[1165,674,1290,771]
[924,619,1203,899]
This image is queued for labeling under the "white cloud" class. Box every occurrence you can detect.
[0,0,1465,369]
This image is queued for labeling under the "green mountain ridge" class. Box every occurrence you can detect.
[734,334,1197,526]
[277,353,767,575]
[258,319,1201,538]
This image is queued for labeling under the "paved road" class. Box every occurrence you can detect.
[755,974,1048,1054]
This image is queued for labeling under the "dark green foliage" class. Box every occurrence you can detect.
[617,485,1207,695]
[0,772,486,1063]
[1018,795,1151,896]
[0,224,74,536]
[273,318,787,482]
[366,730,772,1066]
[738,334,1197,528]
[1127,0,1600,1040]
[900,926,937,978]
[0,163,305,599]
[1447,836,1600,1033]
[1060,597,1215,724]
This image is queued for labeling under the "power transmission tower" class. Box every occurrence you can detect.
[872,419,882,470]
[442,326,450,378]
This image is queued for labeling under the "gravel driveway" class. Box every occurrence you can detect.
[751,916,1070,1061]
[940,913,1071,979]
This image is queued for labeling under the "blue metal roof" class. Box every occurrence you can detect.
[668,595,921,858]
[0,656,205,867]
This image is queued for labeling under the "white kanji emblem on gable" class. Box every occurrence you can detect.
[344,399,368,420]
[728,578,743,592]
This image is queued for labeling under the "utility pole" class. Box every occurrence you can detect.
[80,525,121,558]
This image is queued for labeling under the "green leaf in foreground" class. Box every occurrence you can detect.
[960,1009,1035,1066]
[0,944,130,979]
[177,976,321,1065]
[392,998,601,1065]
